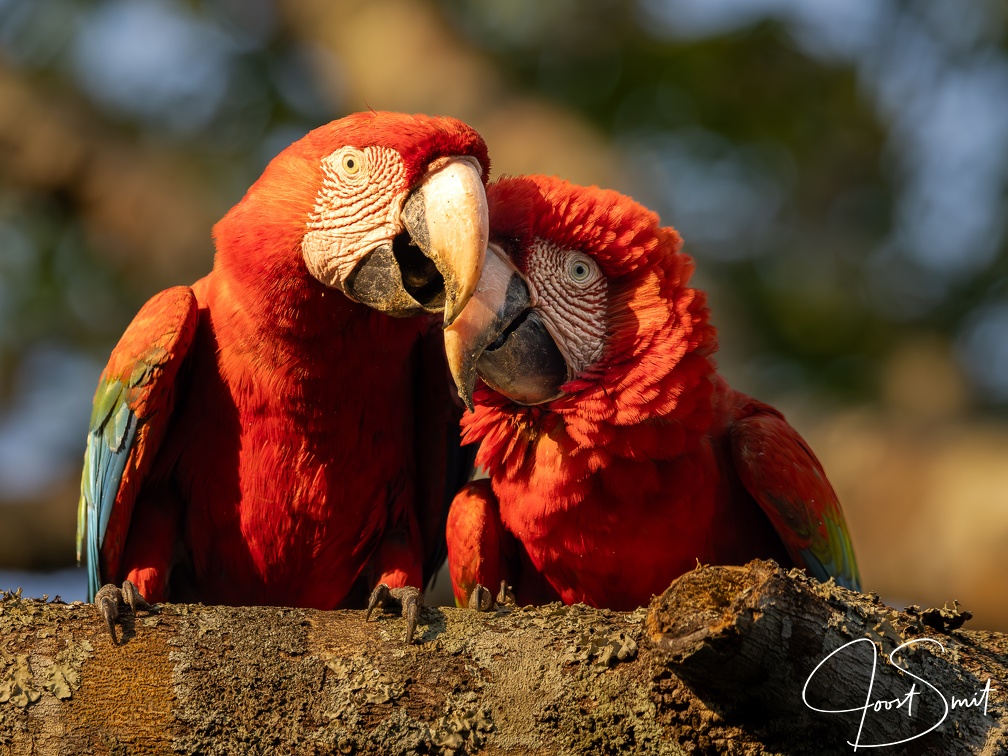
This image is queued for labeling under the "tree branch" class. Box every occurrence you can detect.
[2,561,1005,755]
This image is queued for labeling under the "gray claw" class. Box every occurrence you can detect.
[496,580,516,607]
[95,583,121,644]
[366,583,423,644]
[93,580,153,645]
[121,579,152,614]
[467,583,494,612]
[467,580,514,612]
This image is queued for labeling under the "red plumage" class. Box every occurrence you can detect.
[80,112,488,614]
[446,175,859,609]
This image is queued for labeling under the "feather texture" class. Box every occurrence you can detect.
[448,176,860,610]
[78,112,484,607]
[78,286,197,600]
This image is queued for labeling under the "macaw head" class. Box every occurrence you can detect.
[445,174,717,417]
[214,111,490,324]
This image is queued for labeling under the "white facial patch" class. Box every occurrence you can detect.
[302,145,406,291]
[525,239,608,376]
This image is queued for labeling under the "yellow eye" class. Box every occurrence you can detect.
[341,152,361,175]
[567,254,596,284]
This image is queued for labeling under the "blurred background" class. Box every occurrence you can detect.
[1,0,1006,627]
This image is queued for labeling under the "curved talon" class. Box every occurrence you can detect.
[366,582,391,622]
[93,580,153,645]
[366,583,423,644]
[95,584,121,644]
[121,579,152,614]
[496,580,515,607]
[401,588,421,645]
[467,583,494,612]
[466,580,514,612]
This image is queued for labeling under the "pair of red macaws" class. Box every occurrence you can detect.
[78,112,859,644]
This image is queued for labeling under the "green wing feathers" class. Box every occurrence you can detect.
[77,286,199,600]
[731,408,861,591]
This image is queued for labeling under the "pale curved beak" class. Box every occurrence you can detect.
[403,156,489,325]
[444,243,531,410]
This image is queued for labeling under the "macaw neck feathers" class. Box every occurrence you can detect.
[464,278,720,484]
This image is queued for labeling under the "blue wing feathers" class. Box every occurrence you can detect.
[83,397,139,600]
[97,411,138,545]
[77,286,198,603]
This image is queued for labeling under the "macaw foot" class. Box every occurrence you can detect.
[467,580,515,612]
[496,580,516,607]
[94,580,154,645]
[467,583,494,611]
[365,583,422,644]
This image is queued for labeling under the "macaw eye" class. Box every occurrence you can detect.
[567,254,598,285]
[341,152,362,175]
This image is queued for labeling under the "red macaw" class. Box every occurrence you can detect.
[443,175,860,610]
[77,111,490,643]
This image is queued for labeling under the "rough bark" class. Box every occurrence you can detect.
[1,561,1005,755]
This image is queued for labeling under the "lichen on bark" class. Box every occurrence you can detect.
[2,563,1006,755]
